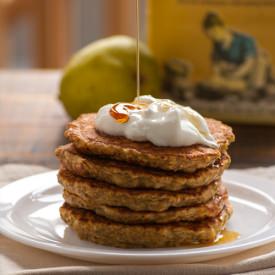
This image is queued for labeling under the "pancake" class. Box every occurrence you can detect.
[58,169,221,212]
[56,143,231,190]
[60,202,233,248]
[63,186,227,224]
[64,113,235,172]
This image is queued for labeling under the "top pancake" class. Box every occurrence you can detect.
[65,113,235,172]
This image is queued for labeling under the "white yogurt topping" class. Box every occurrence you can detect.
[95,95,218,148]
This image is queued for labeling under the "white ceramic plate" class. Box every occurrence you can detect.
[0,170,275,264]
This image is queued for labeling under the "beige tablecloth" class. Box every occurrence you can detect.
[1,164,275,275]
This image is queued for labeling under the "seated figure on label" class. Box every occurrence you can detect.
[202,12,272,96]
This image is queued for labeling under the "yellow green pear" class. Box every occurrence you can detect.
[59,35,161,118]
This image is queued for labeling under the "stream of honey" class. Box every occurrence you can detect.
[136,0,140,97]
[110,0,141,122]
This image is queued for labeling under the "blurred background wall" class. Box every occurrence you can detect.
[0,0,146,69]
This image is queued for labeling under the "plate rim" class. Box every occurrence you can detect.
[1,170,275,263]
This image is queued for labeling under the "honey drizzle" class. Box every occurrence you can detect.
[109,103,141,123]
[214,230,240,245]
[110,0,141,123]
[136,0,140,97]
[192,230,240,248]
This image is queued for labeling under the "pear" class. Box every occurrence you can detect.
[59,35,161,118]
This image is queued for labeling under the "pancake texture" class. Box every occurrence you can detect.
[64,113,235,172]
[56,144,231,190]
[58,168,221,212]
[60,202,233,248]
[58,110,235,248]
[63,187,227,224]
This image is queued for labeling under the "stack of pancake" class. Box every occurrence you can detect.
[56,113,235,248]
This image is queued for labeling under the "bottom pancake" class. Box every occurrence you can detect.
[63,187,227,224]
[60,202,233,248]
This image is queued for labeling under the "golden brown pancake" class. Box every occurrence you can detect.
[58,168,221,212]
[56,143,231,190]
[60,202,233,248]
[63,187,227,224]
[64,113,235,172]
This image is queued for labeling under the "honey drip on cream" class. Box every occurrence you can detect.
[109,103,141,123]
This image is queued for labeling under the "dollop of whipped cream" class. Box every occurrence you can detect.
[95,95,218,148]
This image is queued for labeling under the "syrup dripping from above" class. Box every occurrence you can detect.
[110,0,142,124]
[136,0,140,98]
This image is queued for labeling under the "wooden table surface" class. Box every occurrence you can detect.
[0,70,275,169]
[0,70,68,168]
